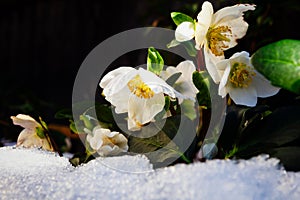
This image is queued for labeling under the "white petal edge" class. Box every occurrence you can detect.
[228,85,258,107]
[218,61,231,98]
[11,114,40,130]
[195,1,213,48]
[252,71,280,98]
[100,67,134,88]
[175,22,195,42]
[212,4,256,25]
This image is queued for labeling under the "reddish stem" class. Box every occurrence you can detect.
[196,48,205,72]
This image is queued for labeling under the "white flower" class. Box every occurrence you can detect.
[175,1,255,83]
[86,126,128,156]
[160,60,198,103]
[10,114,53,151]
[100,67,190,131]
[217,51,280,107]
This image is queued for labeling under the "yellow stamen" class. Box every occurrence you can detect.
[102,136,114,147]
[229,62,256,88]
[127,75,154,99]
[206,26,231,56]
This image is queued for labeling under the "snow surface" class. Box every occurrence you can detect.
[0,147,299,200]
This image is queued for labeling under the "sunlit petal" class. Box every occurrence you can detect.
[212,4,255,25]
[175,22,195,42]
[196,1,213,48]
[228,85,257,107]
[86,126,128,156]
[128,93,165,131]
[252,71,280,98]
[204,48,223,83]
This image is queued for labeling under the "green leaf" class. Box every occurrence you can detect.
[170,12,194,26]
[36,126,45,139]
[128,130,182,167]
[268,147,300,171]
[236,106,300,160]
[55,108,73,120]
[162,115,197,161]
[165,72,182,86]
[251,39,300,94]
[167,39,180,48]
[69,152,94,167]
[69,119,87,134]
[181,99,197,120]
[147,47,164,75]
[192,71,211,108]
[69,120,79,134]
[80,115,94,131]
[182,41,197,57]
[155,96,171,121]
[39,117,48,131]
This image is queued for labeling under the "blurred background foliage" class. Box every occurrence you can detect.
[0,0,299,155]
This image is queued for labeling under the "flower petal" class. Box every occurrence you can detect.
[128,93,165,131]
[101,67,137,97]
[98,145,114,156]
[218,18,250,50]
[175,22,195,42]
[100,67,134,89]
[212,4,255,25]
[195,1,214,49]
[173,61,199,101]
[11,114,40,130]
[138,68,177,98]
[111,134,128,151]
[229,51,250,62]
[17,129,53,151]
[218,60,231,98]
[87,126,128,156]
[228,85,258,107]
[212,4,255,50]
[204,48,223,83]
[252,71,280,98]
[105,88,131,113]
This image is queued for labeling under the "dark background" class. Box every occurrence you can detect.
[0,0,299,144]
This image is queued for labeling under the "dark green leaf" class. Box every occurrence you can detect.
[193,71,211,107]
[181,99,197,120]
[236,106,300,162]
[55,108,73,120]
[162,115,198,160]
[94,104,114,124]
[155,96,171,121]
[69,152,94,167]
[165,72,182,86]
[128,130,181,167]
[182,40,197,57]
[267,146,300,171]
[171,12,194,26]
[251,39,300,94]
[147,47,164,75]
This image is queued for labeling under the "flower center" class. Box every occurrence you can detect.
[206,26,231,56]
[127,75,154,98]
[229,62,256,88]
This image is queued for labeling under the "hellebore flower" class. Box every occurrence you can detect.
[175,1,255,83]
[160,60,198,103]
[85,126,128,156]
[217,51,280,107]
[10,114,53,151]
[100,67,189,131]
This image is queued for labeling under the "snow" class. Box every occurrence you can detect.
[0,147,299,200]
